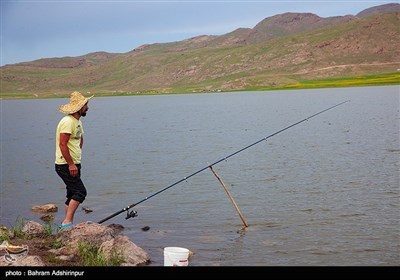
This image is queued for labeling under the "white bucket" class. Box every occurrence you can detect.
[163,247,189,266]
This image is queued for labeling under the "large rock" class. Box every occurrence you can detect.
[22,221,46,236]
[31,203,58,213]
[100,235,150,266]
[54,222,150,265]
[55,222,115,255]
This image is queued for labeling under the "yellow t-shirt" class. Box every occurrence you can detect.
[55,115,84,164]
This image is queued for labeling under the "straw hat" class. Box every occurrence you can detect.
[59,91,94,114]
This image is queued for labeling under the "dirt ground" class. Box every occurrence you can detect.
[1,235,81,266]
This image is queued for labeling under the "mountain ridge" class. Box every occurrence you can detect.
[1,3,399,97]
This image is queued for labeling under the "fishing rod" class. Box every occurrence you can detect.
[98,100,350,224]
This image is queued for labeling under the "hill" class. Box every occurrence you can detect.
[1,3,399,98]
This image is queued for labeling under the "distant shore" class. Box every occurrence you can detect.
[1,72,399,100]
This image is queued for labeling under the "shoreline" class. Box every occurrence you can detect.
[1,74,399,100]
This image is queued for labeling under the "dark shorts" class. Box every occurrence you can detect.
[55,164,87,205]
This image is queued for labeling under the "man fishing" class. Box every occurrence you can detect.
[55,91,94,229]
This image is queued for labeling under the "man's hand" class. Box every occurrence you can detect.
[68,163,78,177]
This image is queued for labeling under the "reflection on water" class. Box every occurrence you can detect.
[1,86,399,266]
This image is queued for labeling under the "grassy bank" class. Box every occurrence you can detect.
[1,72,399,99]
[0,218,125,266]
[242,72,400,92]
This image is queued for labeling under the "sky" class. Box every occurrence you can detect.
[0,0,397,66]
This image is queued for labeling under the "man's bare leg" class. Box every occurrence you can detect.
[62,199,80,225]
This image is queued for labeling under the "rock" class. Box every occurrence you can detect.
[40,214,54,222]
[0,255,45,266]
[100,235,150,266]
[22,221,45,236]
[31,203,58,213]
[11,255,45,266]
[82,207,93,213]
[107,223,124,235]
[56,222,115,255]
[56,255,75,261]
[188,250,194,261]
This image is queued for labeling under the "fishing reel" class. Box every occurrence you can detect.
[125,209,138,220]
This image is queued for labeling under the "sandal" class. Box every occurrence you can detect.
[58,223,74,230]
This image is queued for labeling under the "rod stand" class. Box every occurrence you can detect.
[209,165,249,228]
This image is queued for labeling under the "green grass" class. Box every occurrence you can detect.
[77,240,124,266]
[10,217,26,239]
[280,73,400,90]
[0,217,57,241]
[245,72,400,91]
[0,217,26,242]
[1,72,398,99]
[0,230,10,242]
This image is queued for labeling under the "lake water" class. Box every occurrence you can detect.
[1,86,399,266]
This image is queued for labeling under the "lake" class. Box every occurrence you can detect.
[1,86,399,266]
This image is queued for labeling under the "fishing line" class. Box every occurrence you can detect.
[98,100,350,224]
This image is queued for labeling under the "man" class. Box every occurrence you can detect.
[55,91,94,229]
